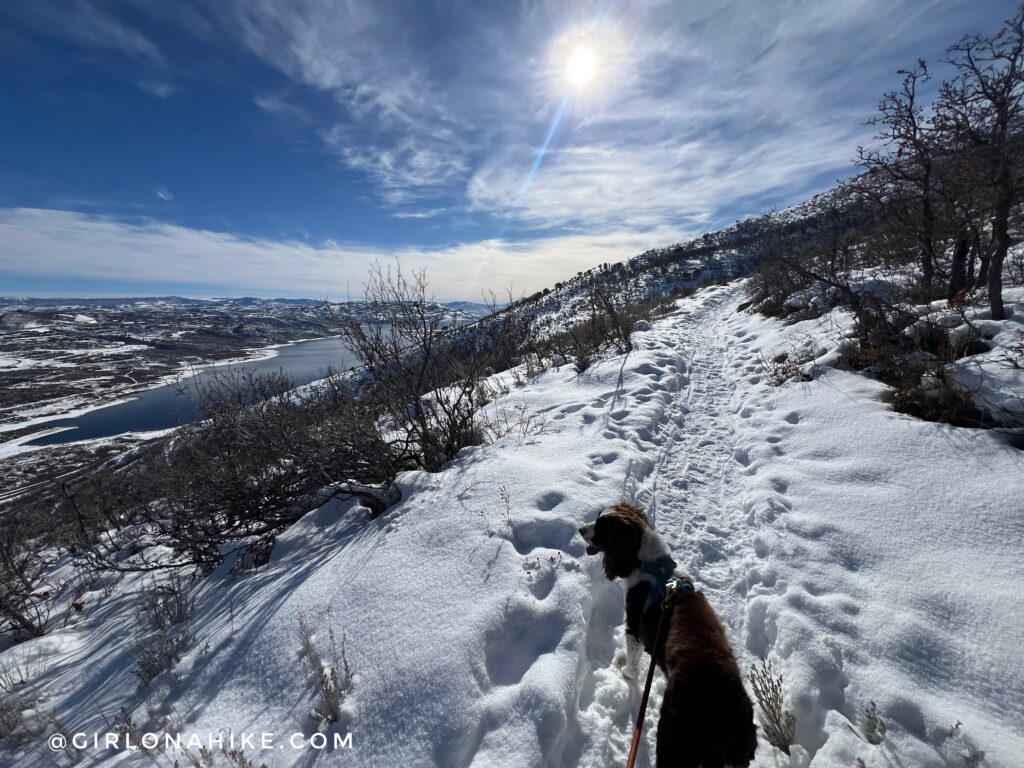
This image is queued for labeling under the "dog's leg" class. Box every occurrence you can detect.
[615,632,643,679]
[624,633,642,678]
[617,583,648,679]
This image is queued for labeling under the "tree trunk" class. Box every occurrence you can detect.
[990,202,1010,320]
[918,240,936,296]
[918,181,937,296]
[967,225,981,288]
[989,169,1013,320]
[949,229,970,299]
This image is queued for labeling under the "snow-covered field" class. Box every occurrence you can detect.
[4,282,1022,767]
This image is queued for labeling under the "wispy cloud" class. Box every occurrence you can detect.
[196,0,995,230]
[467,119,863,231]
[253,93,313,123]
[0,1,163,61]
[220,1,475,208]
[154,187,174,202]
[0,208,686,299]
[137,80,176,98]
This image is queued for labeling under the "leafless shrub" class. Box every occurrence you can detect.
[338,263,530,472]
[0,651,42,694]
[481,401,549,443]
[748,659,796,755]
[0,513,55,640]
[588,284,635,354]
[0,689,28,745]
[862,700,887,745]
[759,351,814,386]
[133,580,194,686]
[547,290,669,373]
[942,720,987,767]
[523,351,546,380]
[499,485,514,536]
[997,330,1024,369]
[297,614,352,727]
[0,647,46,744]
[568,328,599,373]
[887,365,991,428]
[55,367,401,571]
[111,708,153,755]
[133,625,192,685]
[198,745,270,768]
[150,370,397,564]
[140,574,194,632]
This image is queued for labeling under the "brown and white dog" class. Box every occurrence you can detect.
[579,502,757,768]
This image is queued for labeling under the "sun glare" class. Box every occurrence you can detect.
[567,46,597,87]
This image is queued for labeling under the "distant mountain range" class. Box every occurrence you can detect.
[0,296,498,316]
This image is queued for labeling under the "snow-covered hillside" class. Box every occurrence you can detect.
[4,282,1022,767]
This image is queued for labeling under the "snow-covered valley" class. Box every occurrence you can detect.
[4,281,1021,768]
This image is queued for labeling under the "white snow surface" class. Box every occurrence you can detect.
[4,282,1022,767]
[942,286,1024,418]
[0,355,39,370]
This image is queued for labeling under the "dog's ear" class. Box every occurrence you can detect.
[609,502,650,528]
[598,515,643,580]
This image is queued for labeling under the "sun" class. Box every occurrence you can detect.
[567,46,597,87]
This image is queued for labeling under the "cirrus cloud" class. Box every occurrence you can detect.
[0,208,686,299]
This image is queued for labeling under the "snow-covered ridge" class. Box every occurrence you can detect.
[4,281,1020,767]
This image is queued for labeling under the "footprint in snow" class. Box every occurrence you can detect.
[512,518,580,556]
[634,363,663,378]
[483,603,567,686]
[525,563,557,601]
[536,491,564,512]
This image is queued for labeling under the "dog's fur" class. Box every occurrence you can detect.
[579,503,757,768]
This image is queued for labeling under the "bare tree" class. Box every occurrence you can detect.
[857,62,941,296]
[338,263,524,472]
[934,145,989,298]
[938,7,1024,319]
[0,515,52,638]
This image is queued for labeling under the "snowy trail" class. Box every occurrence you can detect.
[572,284,1024,767]
[572,285,761,767]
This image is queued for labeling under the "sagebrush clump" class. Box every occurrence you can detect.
[862,700,887,745]
[748,659,796,755]
[298,614,352,727]
[132,578,194,685]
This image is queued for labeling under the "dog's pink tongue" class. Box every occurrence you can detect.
[586,545,600,556]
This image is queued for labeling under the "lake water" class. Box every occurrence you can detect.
[25,336,358,447]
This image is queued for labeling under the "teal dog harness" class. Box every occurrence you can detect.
[640,555,695,612]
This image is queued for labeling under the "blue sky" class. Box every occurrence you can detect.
[0,0,1013,299]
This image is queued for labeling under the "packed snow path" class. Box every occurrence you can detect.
[572,286,764,766]
[6,282,1022,768]
[570,284,1023,767]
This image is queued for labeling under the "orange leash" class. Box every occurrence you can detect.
[625,581,677,768]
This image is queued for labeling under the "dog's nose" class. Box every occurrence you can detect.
[578,526,586,536]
